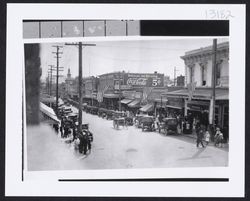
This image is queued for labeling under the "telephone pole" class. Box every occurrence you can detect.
[47,72,50,95]
[48,65,56,96]
[119,71,121,111]
[211,39,217,132]
[52,46,63,114]
[65,42,96,132]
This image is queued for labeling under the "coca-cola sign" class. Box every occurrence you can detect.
[127,78,147,86]
[124,73,164,87]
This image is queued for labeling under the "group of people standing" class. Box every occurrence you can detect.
[53,116,93,155]
[195,122,225,148]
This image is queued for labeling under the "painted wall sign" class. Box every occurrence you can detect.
[124,73,164,87]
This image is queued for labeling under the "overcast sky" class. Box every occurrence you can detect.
[39,37,228,82]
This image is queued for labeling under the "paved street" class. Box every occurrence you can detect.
[27,108,228,171]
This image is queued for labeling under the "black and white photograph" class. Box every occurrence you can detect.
[25,35,229,171]
[5,4,246,197]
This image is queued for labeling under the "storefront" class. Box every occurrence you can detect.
[165,97,184,117]
[83,94,98,107]
[128,99,141,115]
[103,93,120,110]
[165,87,229,133]
[147,88,168,116]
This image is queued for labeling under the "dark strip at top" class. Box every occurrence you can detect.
[140,20,229,36]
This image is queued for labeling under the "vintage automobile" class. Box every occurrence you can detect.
[158,117,178,135]
[106,110,115,120]
[85,105,91,113]
[134,115,146,128]
[98,108,107,118]
[125,117,134,126]
[90,106,99,115]
[75,121,90,130]
[141,116,155,132]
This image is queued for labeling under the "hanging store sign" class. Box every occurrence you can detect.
[124,73,164,87]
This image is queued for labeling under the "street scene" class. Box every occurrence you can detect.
[28,105,228,171]
[24,22,229,171]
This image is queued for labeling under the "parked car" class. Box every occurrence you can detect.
[158,118,178,135]
[141,116,155,132]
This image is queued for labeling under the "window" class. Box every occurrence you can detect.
[190,66,194,83]
[201,64,206,86]
[216,61,222,86]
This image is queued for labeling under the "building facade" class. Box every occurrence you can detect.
[65,68,75,97]
[166,41,229,140]
[177,75,185,87]
[182,42,229,87]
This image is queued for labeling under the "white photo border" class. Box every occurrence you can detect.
[6,3,245,197]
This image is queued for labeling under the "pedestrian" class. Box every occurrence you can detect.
[155,114,160,131]
[79,131,88,155]
[214,127,224,147]
[87,131,93,153]
[64,125,69,138]
[196,122,205,148]
[60,119,64,138]
[72,126,77,141]
[204,130,211,146]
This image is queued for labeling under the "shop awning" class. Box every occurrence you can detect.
[164,88,229,100]
[128,99,141,108]
[103,93,120,98]
[216,94,228,100]
[40,102,60,124]
[166,105,182,110]
[120,99,133,104]
[140,104,154,112]
[154,98,168,103]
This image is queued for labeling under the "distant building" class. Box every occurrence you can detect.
[65,68,75,97]
[82,76,99,106]
[163,75,170,86]
[176,75,185,87]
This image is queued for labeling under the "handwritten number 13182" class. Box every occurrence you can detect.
[205,10,234,19]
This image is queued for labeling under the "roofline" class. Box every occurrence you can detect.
[180,41,229,60]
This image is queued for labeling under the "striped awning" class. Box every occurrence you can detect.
[103,93,120,98]
[140,104,154,112]
[166,105,182,110]
[40,102,60,123]
[120,99,133,104]
[128,99,141,108]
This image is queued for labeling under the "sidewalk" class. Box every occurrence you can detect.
[179,131,229,151]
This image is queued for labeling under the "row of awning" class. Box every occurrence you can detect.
[40,102,60,124]
[120,98,176,113]
[165,88,228,100]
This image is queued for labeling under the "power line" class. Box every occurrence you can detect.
[65,42,96,132]
[52,45,63,114]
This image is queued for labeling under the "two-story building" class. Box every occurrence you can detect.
[82,76,99,106]
[164,41,229,140]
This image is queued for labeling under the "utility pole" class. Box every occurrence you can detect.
[211,39,217,133]
[118,71,121,111]
[65,42,96,132]
[48,65,55,96]
[47,72,50,95]
[174,67,179,86]
[91,76,94,106]
[52,46,63,114]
